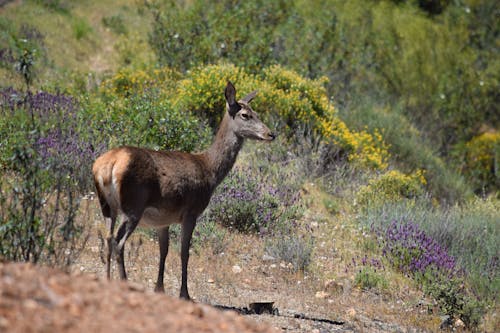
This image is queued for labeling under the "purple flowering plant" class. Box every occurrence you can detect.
[202,167,303,235]
[376,220,459,279]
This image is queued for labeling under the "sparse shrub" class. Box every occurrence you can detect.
[192,220,230,255]
[72,17,92,40]
[264,234,314,272]
[356,170,426,208]
[102,14,127,35]
[355,266,388,291]
[29,0,71,14]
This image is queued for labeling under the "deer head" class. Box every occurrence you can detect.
[225,81,276,141]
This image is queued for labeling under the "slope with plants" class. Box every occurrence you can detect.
[0,0,498,332]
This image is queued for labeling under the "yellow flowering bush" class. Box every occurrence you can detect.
[458,131,500,193]
[356,169,427,207]
[175,64,389,170]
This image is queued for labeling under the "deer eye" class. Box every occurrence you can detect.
[241,112,250,120]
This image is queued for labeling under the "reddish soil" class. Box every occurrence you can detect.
[0,262,277,333]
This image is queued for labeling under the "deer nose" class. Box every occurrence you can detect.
[268,132,276,141]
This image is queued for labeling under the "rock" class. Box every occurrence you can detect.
[324,279,344,293]
[232,265,242,274]
[454,318,465,328]
[262,254,275,261]
[315,291,330,299]
[207,278,215,283]
[346,308,356,318]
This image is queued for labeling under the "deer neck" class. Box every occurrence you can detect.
[203,113,243,186]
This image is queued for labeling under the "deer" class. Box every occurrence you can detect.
[92,81,275,300]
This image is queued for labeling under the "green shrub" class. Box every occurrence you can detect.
[192,220,230,255]
[72,17,92,40]
[454,131,500,193]
[102,14,127,35]
[425,275,484,329]
[354,267,388,291]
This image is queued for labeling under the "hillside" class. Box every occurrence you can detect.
[0,1,498,332]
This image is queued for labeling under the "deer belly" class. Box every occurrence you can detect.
[139,207,181,228]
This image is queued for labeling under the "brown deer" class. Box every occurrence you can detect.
[92,81,275,300]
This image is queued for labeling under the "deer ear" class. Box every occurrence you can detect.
[225,81,240,118]
[240,90,258,104]
[225,81,237,106]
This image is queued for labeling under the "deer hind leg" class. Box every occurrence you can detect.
[115,220,129,280]
[115,216,140,280]
[105,214,118,280]
[154,226,170,293]
[180,215,196,300]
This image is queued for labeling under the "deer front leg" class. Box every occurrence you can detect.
[154,226,170,293]
[180,216,196,300]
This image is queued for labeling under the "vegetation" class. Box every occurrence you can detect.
[0,0,498,331]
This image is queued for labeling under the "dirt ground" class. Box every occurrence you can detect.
[0,197,445,333]
[0,262,277,333]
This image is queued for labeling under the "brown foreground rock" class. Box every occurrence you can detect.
[0,262,277,333]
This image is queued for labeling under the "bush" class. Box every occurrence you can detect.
[374,219,485,328]
[454,131,500,194]
[0,88,88,267]
[202,167,302,234]
[90,69,212,153]
[175,64,389,170]
[356,169,426,208]
[355,267,388,291]
[358,197,499,305]
[146,0,499,178]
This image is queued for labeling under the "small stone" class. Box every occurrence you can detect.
[207,278,215,283]
[315,291,330,299]
[232,265,242,274]
[0,316,8,329]
[324,279,344,293]
[454,318,465,328]
[262,254,275,261]
[346,308,356,318]
[270,264,277,269]
[279,262,287,268]
[23,299,38,310]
